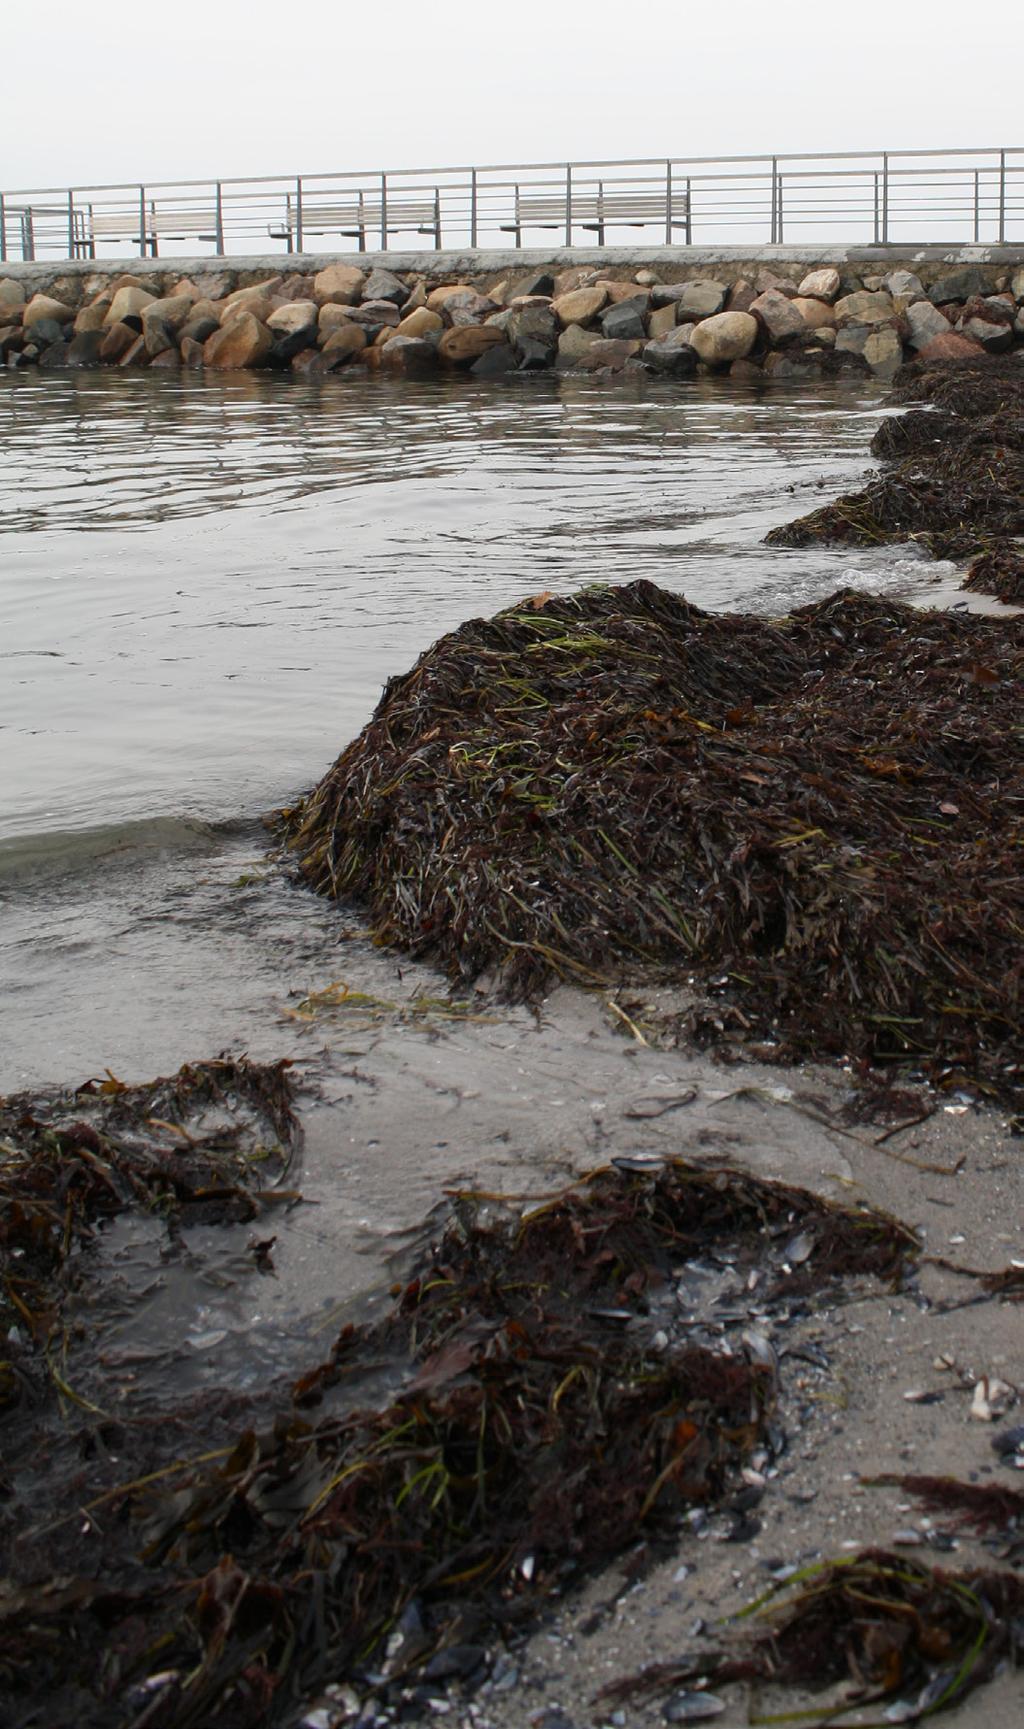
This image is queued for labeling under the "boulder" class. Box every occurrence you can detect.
[26,318,65,348]
[103,286,156,328]
[726,280,757,314]
[362,268,409,307]
[642,337,698,376]
[572,338,642,372]
[271,324,319,365]
[438,325,506,366]
[959,317,1013,353]
[834,290,896,327]
[188,271,235,302]
[37,340,71,370]
[762,351,818,379]
[291,349,326,377]
[403,279,428,311]
[552,285,608,327]
[674,279,727,319]
[0,279,25,311]
[143,318,177,358]
[484,309,514,332]
[319,302,365,337]
[598,281,650,307]
[755,268,798,297]
[313,263,364,306]
[141,294,194,333]
[906,300,951,350]
[333,300,401,332]
[220,290,278,329]
[24,293,75,330]
[750,289,806,343]
[601,300,647,342]
[688,311,758,365]
[884,269,924,301]
[507,293,554,309]
[1011,267,1024,303]
[862,328,904,377]
[515,270,555,299]
[387,307,443,342]
[796,266,841,302]
[929,267,990,306]
[730,358,763,378]
[471,342,518,378]
[647,304,678,341]
[555,324,604,367]
[791,296,836,330]
[379,335,437,374]
[507,303,559,369]
[73,302,110,335]
[426,283,471,311]
[179,314,220,346]
[835,326,871,357]
[267,301,320,336]
[222,276,281,310]
[0,326,23,360]
[149,347,181,370]
[119,336,150,367]
[648,281,689,308]
[443,289,499,326]
[180,337,206,368]
[99,321,139,363]
[915,330,986,363]
[320,325,368,366]
[168,277,201,302]
[203,313,273,370]
[635,269,657,286]
[957,294,1015,328]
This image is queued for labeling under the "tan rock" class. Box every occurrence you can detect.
[552,285,608,328]
[571,338,641,371]
[426,282,472,311]
[438,325,507,366]
[320,325,367,366]
[379,335,438,374]
[597,281,650,305]
[24,293,75,329]
[797,266,841,302]
[98,322,139,363]
[0,279,25,311]
[149,347,181,370]
[487,278,510,306]
[689,311,759,365]
[386,307,443,342]
[141,294,195,333]
[314,264,366,309]
[791,297,836,330]
[318,304,361,338]
[221,276,281,311]
[169,277,201,301]
[863,328,904,376]
[441,288,499,325]
[647,304,678,341]
[203,313,273,370]
[833,290,896,328]
[103,286,156,328]
[267,300,319,336]
[403,280,428,312]
[750,289,805,342]
[220,289,279,328]
[556,325,603,367]
[180,336,206,368]
[74,302,110,335]
[119,335,150,367]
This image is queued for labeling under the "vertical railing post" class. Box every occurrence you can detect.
[685,176,692,244]
[873,172,880,244]
[0,192,6,264]
[777,173,784,243]
[470,167,478,249]
[973,170,980,243]
[67,188,75,258]
[295,176,304,252]
[380,173,388,250]
[998,150,1006,243]
[564,163,572,247]
[215,181,224,254]
[665,158,672,243]
[881,152,889,242]
[138,185,147,256]
[23,207,35,261]
[770,157,778,243]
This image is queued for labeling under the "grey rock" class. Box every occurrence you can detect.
[642,337,698,376]
[143,317,176,358]
[905,300,951,350]
[362,268,409,307]
[379,334,438,373]
[750,289,806,343]
[556,324,603,367]
[508,302,559,369]
[270,322,319,363]
[649,280,690,308]
[470,342,518,378]
[66,330,104,367]
[929,266,990,305]
[885,269,924,300]
[37,340,71,369]
[516,270,555,298]
[601,300,647,341]
[180,315,220,346]
[25,317,65,347]
[675,279,728,318]
[960,317,1013,353]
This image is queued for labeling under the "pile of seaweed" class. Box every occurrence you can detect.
[765,354,1024,560]
[0,1057,297,1414]
[280,580,1023,1099]
[0,1160,916,1728]
[963,547,1024,604]
[603,1549,1024,1722]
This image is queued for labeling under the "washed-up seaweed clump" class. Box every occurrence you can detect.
[603,1550,1024,1722]
[281,580,1023,1099]
[765,355,1024,560]
[963,547,1024,604]
[0,1057,297,1410]
[0,1162,916,1727]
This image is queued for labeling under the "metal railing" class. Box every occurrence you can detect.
[1,147,1021,264]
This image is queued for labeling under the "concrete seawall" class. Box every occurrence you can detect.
[3,245,1023,383]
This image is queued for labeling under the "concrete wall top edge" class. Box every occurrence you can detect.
[2,242,1023,284]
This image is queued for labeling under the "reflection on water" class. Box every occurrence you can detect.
[0,367,895,848]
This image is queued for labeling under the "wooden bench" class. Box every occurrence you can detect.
[268,190,442,251]
[501,186,690,246]
[86,205,220,256]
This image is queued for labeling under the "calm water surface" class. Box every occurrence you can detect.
[1,366,920,856]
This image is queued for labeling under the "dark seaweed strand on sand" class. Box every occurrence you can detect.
[281,581,1023,1101]
[765,354,1024,560]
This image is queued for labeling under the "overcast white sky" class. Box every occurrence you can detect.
[3,1,1017,191]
